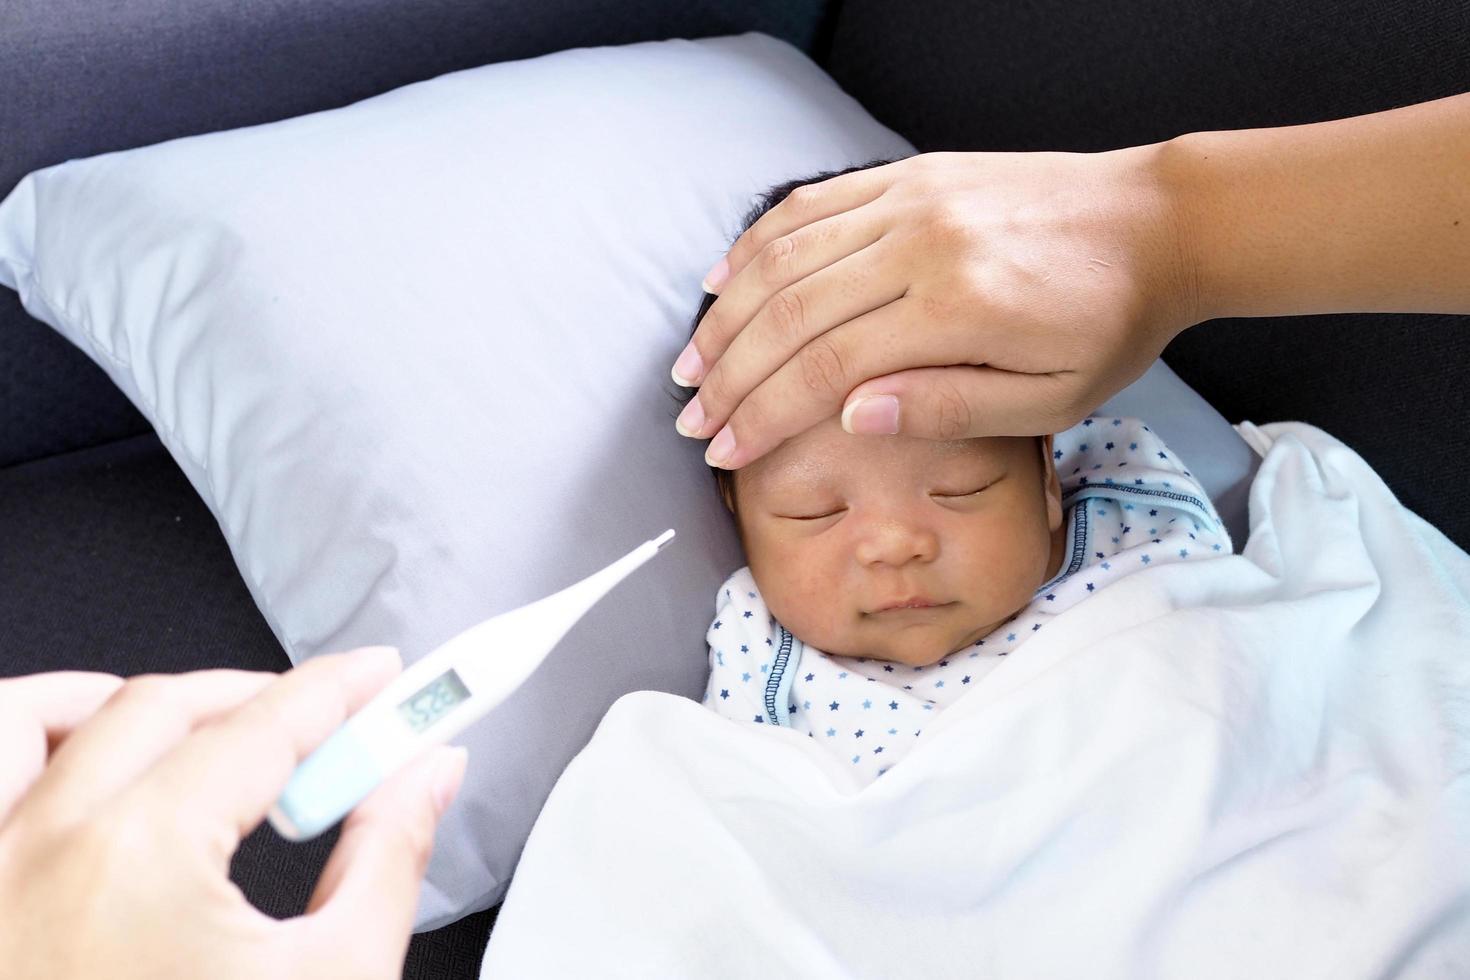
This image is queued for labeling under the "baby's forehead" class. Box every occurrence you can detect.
[741,426,1008,492]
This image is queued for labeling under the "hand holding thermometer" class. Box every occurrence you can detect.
[268,528,676,842]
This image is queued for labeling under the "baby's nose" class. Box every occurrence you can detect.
[853,515,939,567]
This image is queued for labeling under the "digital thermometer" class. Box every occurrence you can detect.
[268,528,676,841]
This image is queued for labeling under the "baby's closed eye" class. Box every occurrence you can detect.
[770,477,1001,520]
[776,504,847,521]
[930,479,997,498]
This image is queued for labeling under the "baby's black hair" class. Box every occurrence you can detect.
[671,159,900,510]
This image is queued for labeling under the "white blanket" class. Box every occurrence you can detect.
[479,422,1470,979]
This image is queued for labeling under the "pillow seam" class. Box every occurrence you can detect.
[20,261,295,657]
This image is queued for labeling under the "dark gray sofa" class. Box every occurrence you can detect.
[3,1,1466,975]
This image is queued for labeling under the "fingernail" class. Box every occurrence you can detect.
[705,425,736,468]
[675,395,706,437]
[432,745,468,817]
[701,256,729,294]
[841,395,901,435]
[671,342,704,387]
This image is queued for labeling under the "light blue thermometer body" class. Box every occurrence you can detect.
[268,529,676,841]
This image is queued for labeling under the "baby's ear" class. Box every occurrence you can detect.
[1041,434,1063,531]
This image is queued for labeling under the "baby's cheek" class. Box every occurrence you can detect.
[952,512,1049,608]
[753,545,847,647]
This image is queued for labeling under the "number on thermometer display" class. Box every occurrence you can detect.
[396,668,472,733]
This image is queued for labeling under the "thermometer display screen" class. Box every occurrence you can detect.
[397,668,472,733]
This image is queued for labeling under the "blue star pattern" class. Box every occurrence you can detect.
[701,416,1233,788]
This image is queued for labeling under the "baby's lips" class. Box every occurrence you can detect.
[868,597,951,614]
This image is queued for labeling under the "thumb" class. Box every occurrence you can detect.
[841,365,1083,440]
[301,745,468,969]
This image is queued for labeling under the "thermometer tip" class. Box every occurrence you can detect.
[653,528,676,550]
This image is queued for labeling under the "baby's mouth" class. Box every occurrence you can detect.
[868,598,955,615]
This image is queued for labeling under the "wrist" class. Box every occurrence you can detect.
[1109,137,1210,342]
[1147,124,1298,324]
[1135,132,1217,328]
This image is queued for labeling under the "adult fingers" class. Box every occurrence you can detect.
[703,295,982,469]
[677,200,891,390]
[300,745,467,974]
[842,365,1089,440]
[678,233,905,439]
[700,161,898,296]
[0,672,122,823]
[122,646,403,867]
[14,670,274,830]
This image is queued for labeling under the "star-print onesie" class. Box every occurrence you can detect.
[700,416,1233,787]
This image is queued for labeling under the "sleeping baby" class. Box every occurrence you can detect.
[676,165,1233,786]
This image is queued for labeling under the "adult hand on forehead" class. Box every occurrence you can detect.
[0,650,467,979]
[672,147,1202,469]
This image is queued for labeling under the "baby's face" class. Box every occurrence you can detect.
[731,417,1064,667]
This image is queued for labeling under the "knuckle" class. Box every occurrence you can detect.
[766,288,809,343]
[783,183,819,215]
[899,169,942,201]
[727,394,768,446]
[759,235,798,286]
[725,232,760,277]
[932,384,974,440]
[923,200,972,246]
[796,338,849,399]
[696,303,728,346]
[699,366,735,414]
